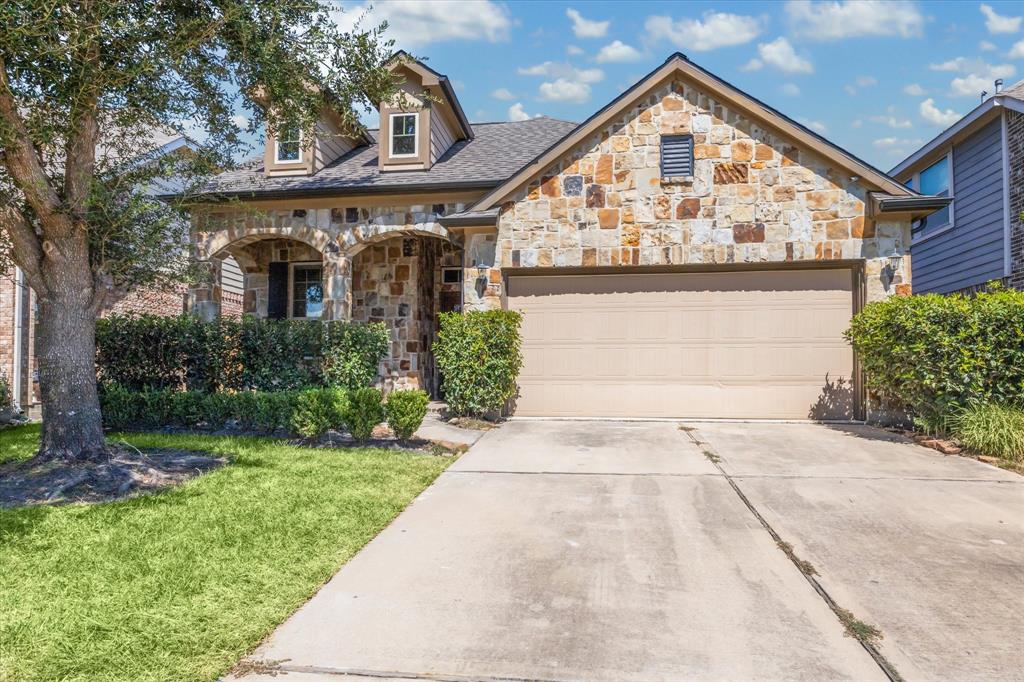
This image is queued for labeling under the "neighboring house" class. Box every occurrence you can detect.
[0,134,244,411]
[190,52,945,421]
[890,79,1024,294]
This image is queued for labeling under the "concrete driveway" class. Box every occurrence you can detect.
[229,420,1022,682]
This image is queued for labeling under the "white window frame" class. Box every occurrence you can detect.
[288,261,324,320]
[389,112,419,158]
[906,149,955,245]
[274,126,304,165]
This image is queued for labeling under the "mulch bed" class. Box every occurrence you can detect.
[0,445,225,508]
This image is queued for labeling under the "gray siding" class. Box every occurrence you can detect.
[911,117,1005,293]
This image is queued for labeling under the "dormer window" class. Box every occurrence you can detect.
[275,125,302,164]
[390,113,418,157]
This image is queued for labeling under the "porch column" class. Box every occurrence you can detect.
[187,259,222,321]
[322,248,352,321]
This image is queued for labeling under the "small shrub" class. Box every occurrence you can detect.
[386,389,429,441]
[321,322,390,390]
[953,402,1024,463]
[434,310,523,417]
[291,388,347,439]
[846,286,1024,424]
[342,387,384,442]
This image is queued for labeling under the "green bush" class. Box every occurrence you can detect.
[96,315,389,392]
[291,388,347,439]
[434,310,523,417]
[342,387,385,442]
[321,322,391,390]
[845,287,1024,423]
[953,402,1024,463]
[386,389,429,441]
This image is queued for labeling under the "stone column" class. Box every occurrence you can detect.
[187,259,222,321]
[322,246,352,321]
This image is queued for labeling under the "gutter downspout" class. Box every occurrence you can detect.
[12,267,23,411]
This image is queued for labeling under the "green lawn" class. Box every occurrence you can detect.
[0,424,452,681]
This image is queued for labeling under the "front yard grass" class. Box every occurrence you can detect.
[0,424,452,681]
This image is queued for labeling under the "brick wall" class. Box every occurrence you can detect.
[1008,110,1024,290]
[103,283,187,318]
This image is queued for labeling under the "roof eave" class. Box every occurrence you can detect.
[871,192,953,219]
[170,179,500,204]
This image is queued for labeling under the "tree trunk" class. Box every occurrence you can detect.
[35,254,107,462]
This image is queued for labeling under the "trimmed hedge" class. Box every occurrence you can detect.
[845,287,1024,422]
[434,310,523,417]
[386,389,429,441]
[100,385,303,432]
[96,315,389,392]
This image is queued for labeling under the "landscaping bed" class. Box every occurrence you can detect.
[0,424,452,681]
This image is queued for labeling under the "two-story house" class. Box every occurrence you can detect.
[189,52,946,421]
[891,79,1024,294]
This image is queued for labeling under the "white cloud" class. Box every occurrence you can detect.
[566,8,609,38]
[856,75,878,87]
[755,37,813,74]
[980,40,998,51]
[507,102,533,121]
[873,136,923,148]
[741,58,764,72]
[490,88,515,101]
[844,84,857,96]
[517,61,603,83]
[903,83,926,96]
[231,115,250,130]
[566,45,584,56]
[781,83,802,96]
[920,98,961,127]
[870,115,913,129]
[785,0,924,40]
[851,119,863,128]
[1010,40,1024,59]
[980,4,1021,34]
[929,57,1016,97]
[595,40,643,63]
[798,117,827,133]
[332,1,512,47]
[644,11,761,51]
[538,79,591,103]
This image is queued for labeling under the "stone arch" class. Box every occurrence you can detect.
[199,225,336,262]
[344,223,453,256]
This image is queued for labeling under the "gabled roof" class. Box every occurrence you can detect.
[389,51,474,140]
[890,79,1024,177]
[472,53,915,212]
[193,118,577,200]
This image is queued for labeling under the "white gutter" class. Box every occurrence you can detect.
[11,267,23,411]
[1002,111,1012,277]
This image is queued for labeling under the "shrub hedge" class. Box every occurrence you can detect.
[386,389,429,441]
[845,287,1024,422]
[100,385,302,432]
[342,387,385,442]
[96,315,389,392]
[434,310,523,417]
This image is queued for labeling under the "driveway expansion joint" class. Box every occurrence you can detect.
[268,663,572,682]
[448,469,724,477]
[683,426,905,682]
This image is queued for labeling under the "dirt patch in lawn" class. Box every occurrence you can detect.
[0,445,225,508]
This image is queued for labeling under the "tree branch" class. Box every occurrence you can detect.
[0,203,46,293]
[0,57,73,237]
[63,1,101,217]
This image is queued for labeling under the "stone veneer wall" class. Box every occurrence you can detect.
[496,79,911,302]
[1008,110,1024,290]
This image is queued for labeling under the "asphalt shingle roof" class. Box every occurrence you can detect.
[1004,78,1024,101]
[202,117,578,198]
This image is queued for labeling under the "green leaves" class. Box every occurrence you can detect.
[846,286,1024,423]
[385,389,429,441]
[434,311,523,418]
[341,387,385,443]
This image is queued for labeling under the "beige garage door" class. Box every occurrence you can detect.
[507,269,856,420]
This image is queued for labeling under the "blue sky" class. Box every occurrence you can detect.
[332,0,1024,171]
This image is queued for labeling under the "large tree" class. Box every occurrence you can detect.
[0,0,398,461]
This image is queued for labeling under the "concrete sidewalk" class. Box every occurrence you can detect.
[227,421,883,681]
[693,422,1024,681]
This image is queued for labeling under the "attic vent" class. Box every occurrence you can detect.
[661,134,694,178]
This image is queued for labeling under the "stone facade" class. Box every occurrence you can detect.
[192,201,473,390]
[495,80,911,302]
[1008,110,1024,290]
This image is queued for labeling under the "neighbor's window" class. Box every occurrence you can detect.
[390,113,418,157]
[291,264,323,319]
[661,134,694,178]
[907,153,952,239]
[275,125,302,163]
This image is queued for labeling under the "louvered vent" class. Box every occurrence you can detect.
[661,134,694,177]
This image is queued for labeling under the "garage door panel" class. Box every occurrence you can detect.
[507,269,856,420]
